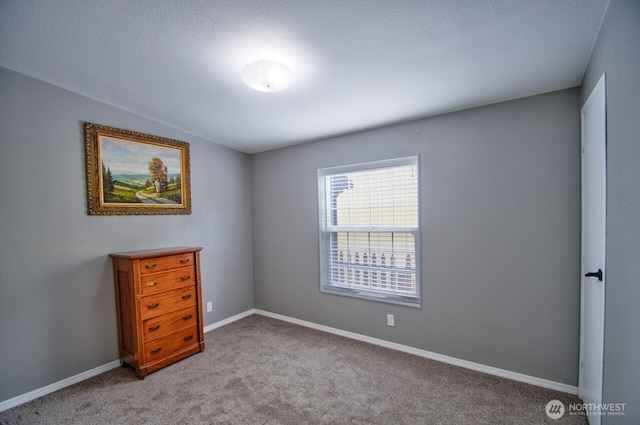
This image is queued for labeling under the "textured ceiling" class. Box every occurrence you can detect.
[0,0,609,153]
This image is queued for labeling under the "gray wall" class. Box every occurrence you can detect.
[0,67,254,402]
[581,0,640,422]
[252,89,582,385]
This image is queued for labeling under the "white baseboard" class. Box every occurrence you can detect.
[0,360,122,413]
[203,309,255,333]
[0,310,256,413]
[254,309,578,395]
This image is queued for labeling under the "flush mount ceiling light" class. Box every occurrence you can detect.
[241,59,294,93]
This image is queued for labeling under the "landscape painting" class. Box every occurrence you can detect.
[85,123,191,215]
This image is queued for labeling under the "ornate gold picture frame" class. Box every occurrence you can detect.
[84,122,192,215]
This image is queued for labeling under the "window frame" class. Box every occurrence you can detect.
[317,156,421,308]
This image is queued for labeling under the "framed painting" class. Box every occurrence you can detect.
[84,122,192,215]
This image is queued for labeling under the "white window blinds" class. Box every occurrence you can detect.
[318,157,420,306]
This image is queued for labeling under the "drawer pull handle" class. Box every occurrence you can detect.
[181,294,192,300]
[148,324,160,332]
[148,302,160,309]
[179,258,190,264]
[146,281,158,287]
[180,275,191,281]
[145,263,157,270]
[182,314,193,321]
[184,335,194,342]
[150,347,162,354]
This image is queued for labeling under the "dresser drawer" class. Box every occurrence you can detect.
[139,253,194,275]
[143,326,199,363]
[142,306,198,341]
[141,286,196,320]
[140,268,195,295]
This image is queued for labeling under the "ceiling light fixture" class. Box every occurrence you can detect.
[241,59,293,93]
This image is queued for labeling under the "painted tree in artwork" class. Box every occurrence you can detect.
[101,161,115,200]
[148,157,168,193]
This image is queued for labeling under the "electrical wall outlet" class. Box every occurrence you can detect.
[387,314,395,327]
[206,301,212,312]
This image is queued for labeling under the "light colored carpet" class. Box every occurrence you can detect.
[0,314,586,424]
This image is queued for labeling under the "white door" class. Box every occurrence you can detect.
[579,73,606,425]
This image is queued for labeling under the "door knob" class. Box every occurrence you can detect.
[585,269,603,282]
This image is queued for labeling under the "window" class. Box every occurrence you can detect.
[318,156,420,307]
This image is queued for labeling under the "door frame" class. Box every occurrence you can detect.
[578,72,606,418]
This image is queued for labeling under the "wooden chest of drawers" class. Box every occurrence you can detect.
[110,247,205,378]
